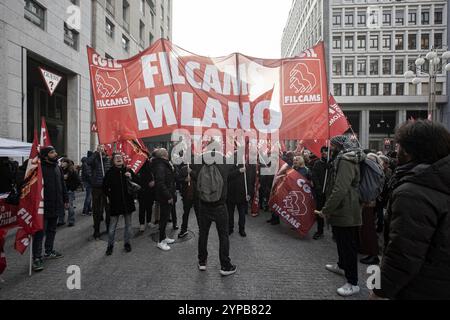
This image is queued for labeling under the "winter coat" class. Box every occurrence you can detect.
[176,164,197,201]
[295,166,312,181]
[0,160,15,193]
[103,166,137,216]
[137,160,156,198]
[63,168,81,192]
[151,158,176,203]
[80,157,92,184]
[227,164,256,204]
[322,150,365,227]
[42,160,68,218]
[87,152,111,188]
[312,157,328,195]
[373,155,450,300]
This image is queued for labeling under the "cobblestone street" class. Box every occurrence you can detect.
[0,192,371,300]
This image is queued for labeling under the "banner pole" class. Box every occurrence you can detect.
[29,235,32,276]
[243,153,249,201]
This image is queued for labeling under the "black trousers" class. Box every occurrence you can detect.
[159,202,171,242]
[32,217,58,259]
[138,193,154,225]
[198,202,232,269]
[170,199,178,226]
[333,226,359,286]
[181,197,199,233]
[92,187,110,236]
[227,201,247,232]
[315,193,326,234]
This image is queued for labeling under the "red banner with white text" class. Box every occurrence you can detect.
[87,40,329,144]
[104,139,149,174]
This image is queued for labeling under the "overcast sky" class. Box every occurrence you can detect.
[172,0,293,59]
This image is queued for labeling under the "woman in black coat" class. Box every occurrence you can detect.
[103,153,139,255]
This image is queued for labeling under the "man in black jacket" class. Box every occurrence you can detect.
[87,145,111,240]
[32,146,68,272]
[137,158,156,232]
[152,148,177,251]
[311,146,328,240]
[371,120,450,300]
[177,161,198,239]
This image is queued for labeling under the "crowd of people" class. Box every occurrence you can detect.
[1,119,449,299]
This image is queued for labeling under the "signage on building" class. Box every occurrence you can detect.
[91,122,98,133]
[39,67,62,96]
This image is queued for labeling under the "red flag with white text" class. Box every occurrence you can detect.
[40,117,52,147]
[104,139,149,174]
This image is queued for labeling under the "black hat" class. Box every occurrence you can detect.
[40,146,56,159]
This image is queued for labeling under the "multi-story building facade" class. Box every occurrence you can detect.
[0,0,172,160]
[282,0,448,150]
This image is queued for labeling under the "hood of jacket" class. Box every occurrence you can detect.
[336,149,366,164]
[400,155,450,196]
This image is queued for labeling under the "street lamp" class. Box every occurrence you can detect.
[404,47,450,122]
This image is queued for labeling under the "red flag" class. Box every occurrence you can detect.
[268,168,316,237]
[40,117,52,147]
[0,229,6,275]
[251,165,261,216]
[104,140,149,174]
[14,133,44,254]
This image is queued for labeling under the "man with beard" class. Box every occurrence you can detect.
[32,146,68,272]
[315,136,365,297]
[370,120,450,300]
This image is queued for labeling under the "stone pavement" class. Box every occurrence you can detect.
[0,192,371,300]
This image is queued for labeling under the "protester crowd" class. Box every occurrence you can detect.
[0,119,449,299]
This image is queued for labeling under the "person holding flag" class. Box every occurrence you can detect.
[311,146,329,240]
[32,146,68,271]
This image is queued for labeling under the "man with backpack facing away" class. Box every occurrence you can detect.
[315,135,365,297]
[193,145,237,276]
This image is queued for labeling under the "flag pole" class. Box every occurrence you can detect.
[243,152,249,202]
[29,235,33,276]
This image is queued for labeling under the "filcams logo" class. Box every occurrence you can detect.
[282,56,323,106]
[90,53,131,109]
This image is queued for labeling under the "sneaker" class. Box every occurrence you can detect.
[139,225,146,232]
[148,223,157,228]
[337,283,360,297]
[251,213,259,217]
[157,242,171,251]
[32,258,44,272]
[81,212,89,216]
[44,250,64,259]
[178,231,189,239]
[359,255,380,265]
[325,264,345,276]
[220,265,237,276]
[198,262,207,271]
[163,238,175,245]
[124,243,132,253]
[57,222,66,227]
[239,230,247,237]
[313,232,324,240]
[106,245,113,256]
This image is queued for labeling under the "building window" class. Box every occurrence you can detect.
[382,34,391,50]
[395,34,404,50]
[421,10,429,25]
[122,35,129,51]
[409,83,417,95]
[357,12,366,25]
[358,83,367,96]
[24,0,45,29]
[64,23,79,50]
[422,60,429,73]
[436,83,443,95]
[421,33,429,50]
[383,59,391,75]
[333,60,342,76]
[395,9,404,26]
[106,0,115,16]
[434,33,443,49]
[395,59,404,75]
[408,10,417,24]
[106,18,115,38]
[346,84,354,96]
[345,60,354,76]
[333,14,342,26]
[408,59,416,72]
[408,33,417,50]
[140,0,145,15]
[334,84,342,96]
[357,35,366,49]
[370,59,379,75]
[370,35,379,49]
[371,83,379,96]
[149,32,154,45]
[357,60,366,75]
[396,83,404,95]
[333,36,341,49]
[345,13,354,26]
[123,0,130,32]
[383,83,391,96]
[139,20,145,47]
[383,11,391,25]
[345,36,354,49]
[434,8,443,24]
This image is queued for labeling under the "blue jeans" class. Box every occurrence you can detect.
[82,182,92,213]
[58,191,75,224]
[108,214,132,247]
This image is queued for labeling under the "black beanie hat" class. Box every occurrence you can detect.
[40,146,56,159]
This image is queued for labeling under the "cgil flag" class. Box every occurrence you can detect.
[40,117,52,147]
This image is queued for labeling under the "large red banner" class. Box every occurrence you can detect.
[269,168,316,237]
[87,40,329,144]
[104,139,149,174]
